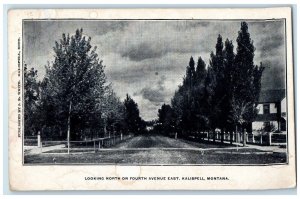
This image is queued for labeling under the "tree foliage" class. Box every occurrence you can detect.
[24,28,143,140]
[24,65,41,136]
[157,104,175,135]
[161,22,264,139]
[123,94,146,135]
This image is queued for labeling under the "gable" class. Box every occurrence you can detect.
[258,89,286,103]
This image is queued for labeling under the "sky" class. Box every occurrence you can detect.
[23,19,286,121]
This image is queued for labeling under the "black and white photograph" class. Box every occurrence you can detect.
[22,19,288,165]
[6,7,296,191]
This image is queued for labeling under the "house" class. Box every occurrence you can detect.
[252,89,286,132]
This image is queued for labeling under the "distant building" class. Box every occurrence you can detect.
[252,89,286,132]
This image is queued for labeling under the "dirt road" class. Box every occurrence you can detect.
[113,134,227,149]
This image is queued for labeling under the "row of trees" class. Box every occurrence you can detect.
[24,29,146,141]
[157,22,265,143]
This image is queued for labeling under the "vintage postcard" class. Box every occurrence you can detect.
[8,8,296,190]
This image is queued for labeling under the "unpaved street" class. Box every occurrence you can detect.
[113,134,228,149]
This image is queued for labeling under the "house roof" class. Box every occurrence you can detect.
[257,89,286,103]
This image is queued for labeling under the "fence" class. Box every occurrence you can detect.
[24,136,38,146]
[24,133,133,153]
[191,131,287,146]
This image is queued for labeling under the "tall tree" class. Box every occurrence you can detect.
[41,28,108,147]
[182,56,198,135]
[203,65,217,136]
[101,85,125,137]
[231,22,264,145]
[223,39,236,143]
[157,104,175,136]
[208,35,226,138]
[171,85,185,135]
[194,57,208,132]
[24,64,41,136]
[123,94,145,134]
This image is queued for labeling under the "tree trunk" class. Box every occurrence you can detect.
[104,123,107,137]
[243,128,247,147]
[230,131,233,145]
[67,101,72,154]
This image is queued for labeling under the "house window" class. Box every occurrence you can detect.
[263,104,270,114]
